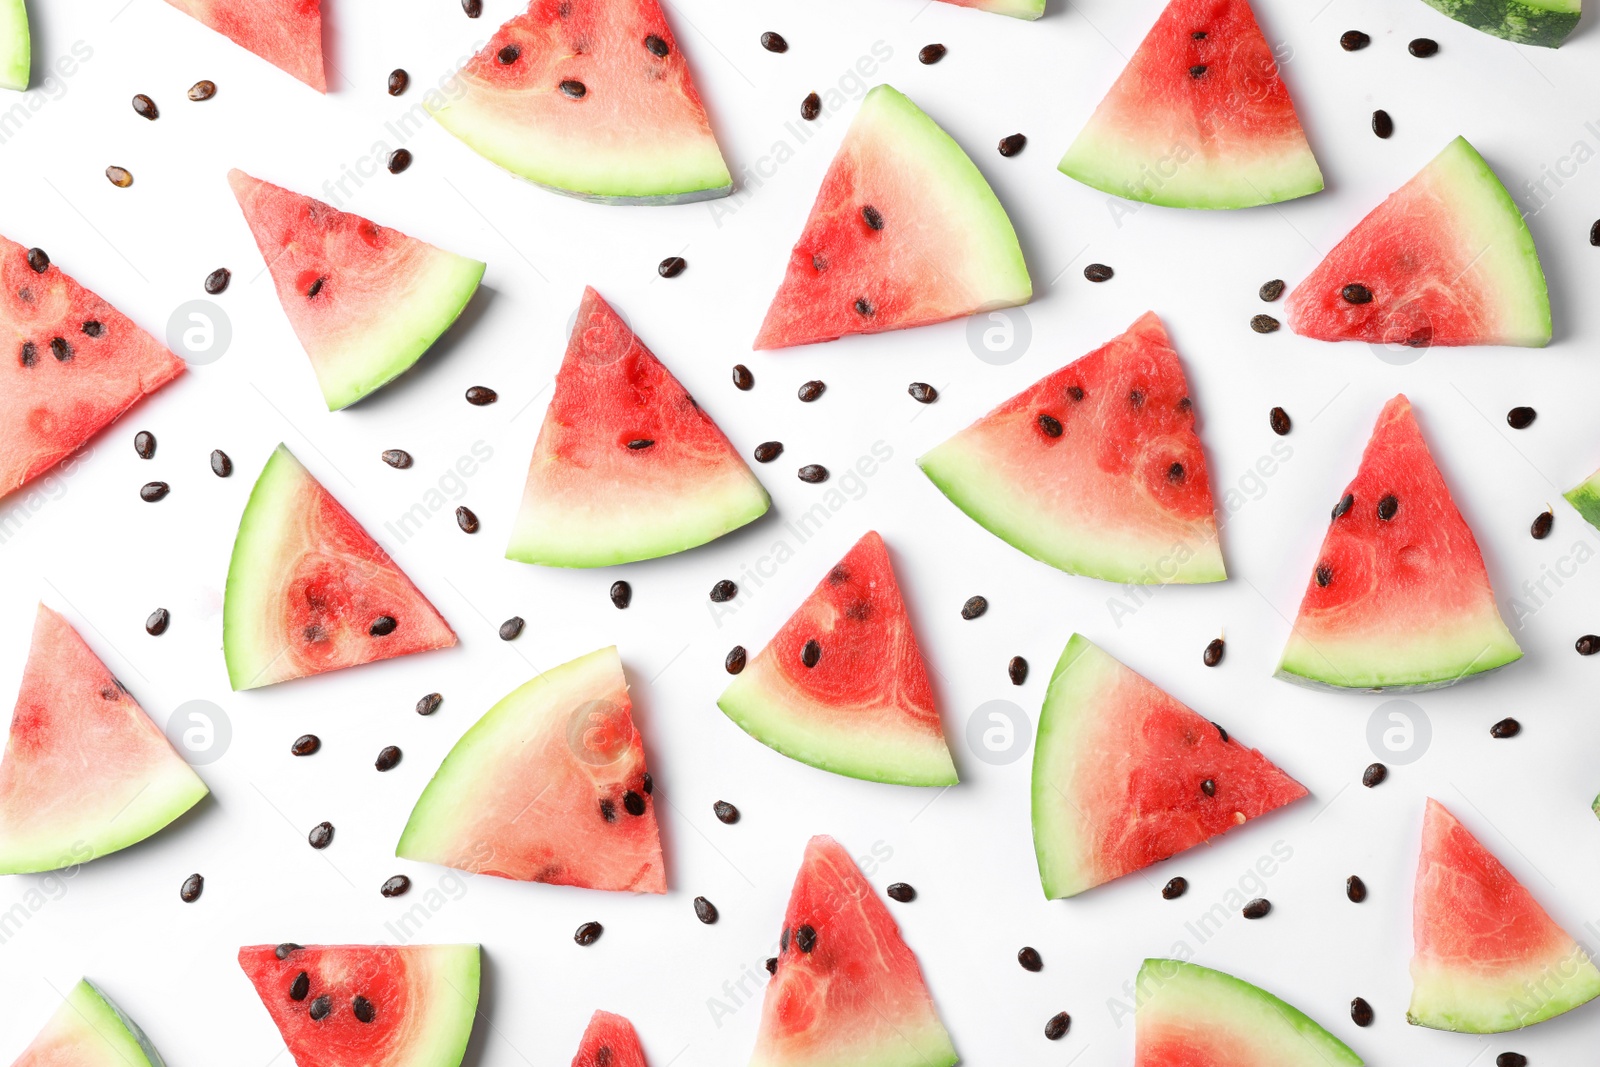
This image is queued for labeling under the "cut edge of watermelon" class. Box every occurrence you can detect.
[941,0,1046,17]
[0,0,27,91]
[1418,0,1580,48]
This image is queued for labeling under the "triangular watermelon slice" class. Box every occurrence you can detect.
[1287,137,1550,347]
[397,646,666,894]
[717,532,957,787]
[1410,798,1600,1032]
[1276,395,1522,691]
[0,605,208,875]
[12,979,169,1067]
[427,0,730,203]
[238,944,480,1067]
[0,235,185,500]
[751,835,957,1067]
[1058,0,1322,209]
[223,445,456,690]
[570,1010,647,1067]
[506,287,769,568]
[919,311,1224,584]
[160,0,325,91]
[1135,959,1363,1065]
[227,170,485,411]
[754,84,1031,350]
[1032,634,1306,898]
[936,0,1045,18]
[0,0,27,92]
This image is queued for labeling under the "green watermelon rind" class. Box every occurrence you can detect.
[1408,948,1600,1033]
[1136,959,1363,1065]
[44,980,168,1067]
[952,0,1046,17]
[1275,627,1522,693]
[1563,467,1600,533]
[1418,0,1580,47]
[1031,634,1111,898]
[223,444,303,691]
[0,0,28,92]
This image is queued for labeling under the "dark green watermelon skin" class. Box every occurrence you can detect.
[1418,0,1578,47]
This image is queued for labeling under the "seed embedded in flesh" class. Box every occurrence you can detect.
[1341,282,1373,304]
[205,267,231,294]
[713,800,740,824]
[1044,1012,1071,1040]
[1250,314,1280,334]
[802,639,821,668]
[623,790,645,816]
[1259,279,1285,301]
[1332,493,1354,520]
[140,481,170,502]
[1162,877,1188,900]
[887,882,916,902]
[308,821,333,849]
[1038,413,1063,437]
[276,943,301,960]
[1242,898,1271,919]
[381,449,413,469]
[998,134,1027,157]
[370,615,398,637]
[387,149,413,174]
[693,896,719,924]
[292,734,320,756]
[798,464,828,483]
[180,873,204,902]
[919,43,947,64]
[961,596,988,620]
[1167,462,1185,483]
[388,69,409,95]
[417,693,443,716]
[499,617,524,640]
[1351,997,1374,1027]
[1315,563,1332,587]
[26,247,49,273]
[106,165,133,188]
[754,441,783,463]
[801,92,821,120]
[732,364,754,390]
[709,579,737,603]
[1346,875,1367,902]
[1532,510,1553,539]
[380,875,411,898]
[1340,29,1371,50]
[83,320,104,338]
[725,645,747,674]
[1490,717,1521,738]
[1084,263,1114,282]
[1269,406,1291,435]
[1377,494,1398,521]
[375,746,402,772]
[352,996,375,1024]
[497,44,521,64]
[760,31,788,53]
[559,79,586,99]
[795,924,817,952]
[854,296,874,316]
[1008,656,1028,685]
[51,337,73,362]
[626,438,654,451]
[1203,638,1224,667]
[188,80,217,101]
[456,506,479,533]
[309,995,332,1021]
[1018,946,1042,971]
[1506,406,1536,429]
[211,450,233,477]
[1200,778,1216,797]
[645,34,670,57]
[1189,64,1207,77]
[908,382,938,404]
[1408,37,1439,56]
[19,341,34,367]
[290,972,309,1000]
[134,430,156,459]
[574,921,603,946]
[145,608,170,636]
[1362,762,1388,787]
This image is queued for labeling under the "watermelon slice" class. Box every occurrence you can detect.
[1287,137,1549,348]
[753,84,1031,350]
[717,532,957,787]
[1564,464,1600,532]
[227,170,485,411]
[224,445,456,691]
[0,605,208,875]
[937,0,1045,16]
[1419,0,1579,47]
[506,287,768,568]
[1135,959,1363,1066]
[1276,395,1521,691]
[919,312,1224,584]
[1058,0,1322,209]
[12,979,168,1067]
[751,835,957,1067]
[570,1010,646,1067]
[1410,798,1600,1031]
[0,235,185,500]
[0,0,27,92]
[160,0,324,91]
[238,944,480,1067]
[427,0,730,204]
[397,646,666,894]
[1032,634,1306,898]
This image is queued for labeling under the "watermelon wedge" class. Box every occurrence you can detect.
[1277,395,1521,691]
[1565,465,1600,532]
[1032,634,1306,898]
[937,0,1045,16]
[0,605,208,875]
[919,312,1224,584]
[224,445,456,690]
[1287,137,1550,347]
[717,532,957,787]
[506,287,768,568]
[570,1010,646,1067]
[0,0,27,92]
[427,0,730,203]
[227,170,485,411]
[160,0,325,91]
[1410,798,1600,1031]
[397,647,666,894]
[1135,959,1363,1066]
[238,944,480,1067]
[12,979,168,1067]
[751,835,957,1067]
[1419,0,1579,47]
[0,235,185,500]
[1058,0,1322,209]
[753,84,1031,350]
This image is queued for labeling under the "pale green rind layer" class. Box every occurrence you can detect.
[1061,128,1324,209]
[1419,0,1579,46]
[0,0,27,91]
[22,980,168,1067]
[1275,620,1522,692]
[917,444,1225,584]
[718,653,959,788]
[1031,635,1115,898]
[1564,468,1600,533]
[1409,949,1600,1032]
[749,1024,956,1067]
[961,0,1046,17]
[1137,959,1363,1065]
[401,945,481,1067]
[223,444,302,690]
[320,251,484,411]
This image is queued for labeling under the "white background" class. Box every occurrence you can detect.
[2,0,1600,1063]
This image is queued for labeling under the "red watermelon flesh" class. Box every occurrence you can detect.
[161,0,325,91]
[0,235,184,500]
[717,531,957,787]
[238,944,480,1067]
[751,835,957,1067]
[571,1010,647,1067]
[1276,395,1521,691]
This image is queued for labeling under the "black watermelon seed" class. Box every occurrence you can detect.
[608,580,632,609]
[19,341,34,366]
[1372,109,1393,139]
[1340,29,1370,50]
[1017,946,1042,971]
[375,746,402,772]
[26,247,49,273]
[1532,510,1553,539]
[998,134,1027,157]
[51,337,73,362]
[760,31,788,52]
[1578,634,1600,656]
[381,875,411,897]
[601,800,617,826]
[1203,638,1224,667]
[732,365,754,390]
[1213,722,1229,743]
[801,92,821,121]
[1038,413,1063,437]
[798,379,826,402]
[1242,898,1271,919]
[187,80,217,101]
[1129,390,1145,407]
[710,579,737,602]
[853,296,874,316]
[1408,37,1439,56]
[574,921,603,946]
[1497,1054,1528,1067]
[1377,494,1398,521]
[1269,407,1291,435]
[713,800,740,824]
[146,608,170,636]
[465,385,498,405]
[498,616,524,640]
[1008,656,1028,685]
[352,996,375,1024]
[887,882,916,903]
[725,646,747,674]
[1341,282,1373,304]
[1189,64,1207,77]
[1200,778,1216,797]
[388,69,409,95]
[497,44,521,64]
[1351,997,1374,1027]
[416,693,442,716]
[180,873,203,902]
[781,927,790,951]
[693,896,719,924]
[1592,220,1600,247]
[1332,493,1354,520]
[369,615,398,637]
[204,267,231,294]
[1162,876,1188,899]
[462,0,482,15]
[1259,279,1285,301]
[1044,1012,1070,1040]
[210,450,233,477]
[1250,314,1280,334]
[1490,717,1521,738]
[623,790,646,816]
[381,449,413,469]
[919,43,947,64]
[626,438,654,451]
[961,596,988,620]
[657,256,687,278]
[645,34,670,57]
[558,79,586,99]
[134,430,156,459]
[308,995,331,1021]
[305,276,325,299]
[765,957,777,974]
[1315,563,1332,587]
[1346,875,1367,902]
[308,821,334,849]
[292,734,320,756]
[802,639,821,668]
[140,482,170,502]
[636,771,649,792]
[1084,263,1113,282]
[275,943,301,960]
[1507,406,1536,429]
[290,972,309,1000]
[387,149,413,174]
[1362,762,1388,787]
[1073,387,1089,403]
[908,382,938,404]
[795,924,817,952]
[456,506,479,533]
[1168,461,1185,482]
[798,464,828,483]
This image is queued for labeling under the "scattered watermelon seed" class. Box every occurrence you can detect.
[1315,563,1332,587]
[497,44,521,64]
[1200,778,1216,797]
[416,693,442,716]
[908,382,938,403]
[1162,877,1187,899]
[1346,875,1367,902]
[1203,638,1224,667]
[798,380,826,402]
[352,996,375,1024]
[106,165,133,188]
[309,995,332,1021]
[210,450,232,477]
[26,247,48,273]
[1250,314,1280,334]
[1339,30,1370,50]
[180,873,203,902]
[456,506,479,533]
[308,821,333,850]
[623,790,646,816]
[693,896,719,924]
[1490,717,1521,738]
[464,385,498,406]
[387,149,412,174]
[1532,510,1553,539]
[1506,406,1536,429]
[381,449,413,469]
[1341,283,1373,304]
[732,365,754,390]
[369,615,398,637]
[1377,494,1398,520]
[375,746,402,771]
[388,69,409,95]
[1362,762,1388,787]
[1259,279,1284,301]
[205,268,231,294]
[1372,110,1393,139]
[276,943,301,960]
[291,734,320,756]
[1084,263,1113,282]
[1270,407,1291,435]
[801,92,821,120]
[1592,221,1600,246]
[381,875,411,897]
[187,80,216,101]
[1578,634,1600,655]
[498,617,524,641]
[1408,37,1439,56]
[657,256,687,278]
[802,639,821,668]
[961,596,988,620]
[795,924,817,952]
[145,608,169,636]
[574,921,603,946]
[1497,1054,1528,1067]
[462,0,482,15]
[854,297,874,316]
[1018,946,1042,971]
[1008,656,1028,685]
[140,482,170,502]
[1242,898,1271,919]
[627,438,654,450]
[886,882,915,902]
[713,800,740,824]
[134,431,156,458]
[725,645,747,674]
[559,79,586,99]
[644,34,670,57]
[1037,414,1063,437]
[709,579,737,602]
[1044,1012,1070,1040]
[1332,494,1353,520]
[130,93,160,120]
[998,134,1027,157]
[1351,997,1374,1027]
[760,31,788,53]
[918,43,947,64]
[290,972,309,1000]
[798,464,828,483]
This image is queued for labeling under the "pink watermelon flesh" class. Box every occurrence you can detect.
[506,287,768,567]
[0,605,208,874]
[571,1010,647,1067]
[919,311,1225,584]
[161,0,325,90]
[752,835,957,1067]
[1410,799,1600,1031]
[717,531,958,786]
[0,235,185,500]
[1276,394,1521,691]
[935,0,1046,18]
